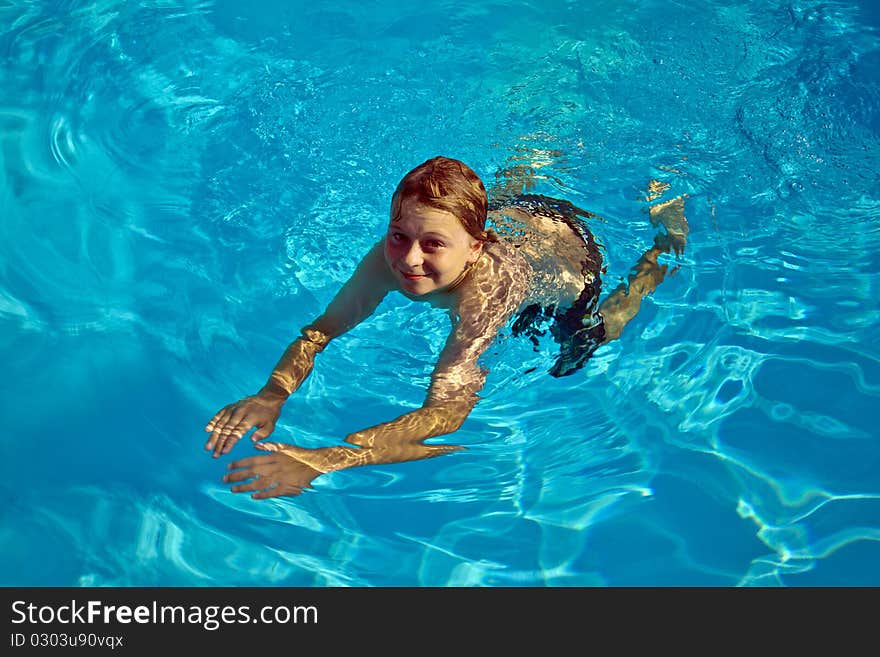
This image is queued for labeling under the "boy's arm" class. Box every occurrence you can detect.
[340,309,498,449]
[262,240,393,399]
[205,240,392,456]
[287,298,511,471]
[223,313,504,496]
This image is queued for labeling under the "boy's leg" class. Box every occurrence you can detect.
[598,233,672,342]
[598,185,688,343]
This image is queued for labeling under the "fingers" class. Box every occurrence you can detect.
[228,454,277,471]
[223,461,303,498]
[216,418,253,456]
[223,451,312,499]
[224,466,263,484]
[252,484,304,500]
[224,457,278,491]
[251,423,276,443]
[204,405,234,453]
[255,442,281,452]
[204,408,226,432]
[205,405,233,437]
[206,428,242,459]
[230,477,269,494]
[204,406,257,458]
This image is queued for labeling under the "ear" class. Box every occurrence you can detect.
[467,239,483,264]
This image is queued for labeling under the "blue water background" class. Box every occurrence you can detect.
[1,0,879,585]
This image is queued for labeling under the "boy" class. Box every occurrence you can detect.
[205,157,688,498]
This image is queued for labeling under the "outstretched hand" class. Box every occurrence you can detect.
[204,395,283,458]
[223,442,324,499]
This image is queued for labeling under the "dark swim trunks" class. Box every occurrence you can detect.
[489,194,606,378]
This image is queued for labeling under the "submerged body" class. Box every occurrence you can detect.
[204,157,688,498]
[490,194,607,376]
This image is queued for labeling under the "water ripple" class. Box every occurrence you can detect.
[2,0,879,586]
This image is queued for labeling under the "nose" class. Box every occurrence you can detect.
[402,242,424,268]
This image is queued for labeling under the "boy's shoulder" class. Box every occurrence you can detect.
[458,242,531,313]
[337,239,396,298]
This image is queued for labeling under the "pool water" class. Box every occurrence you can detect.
[1,0,878,586]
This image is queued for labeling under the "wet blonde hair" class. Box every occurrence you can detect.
[390,156,498,243]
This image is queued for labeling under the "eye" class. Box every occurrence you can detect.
[389,232,406,243]
[424,240,444,250]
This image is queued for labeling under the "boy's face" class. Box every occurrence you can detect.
[384,197,482,297]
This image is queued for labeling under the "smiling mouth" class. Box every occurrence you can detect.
[400,271,427,280]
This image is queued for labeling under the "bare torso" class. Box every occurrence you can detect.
[489,205,596,310]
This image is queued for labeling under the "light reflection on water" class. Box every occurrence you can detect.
[1,0,878,586]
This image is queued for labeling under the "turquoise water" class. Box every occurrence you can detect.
[1,0,878,586]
